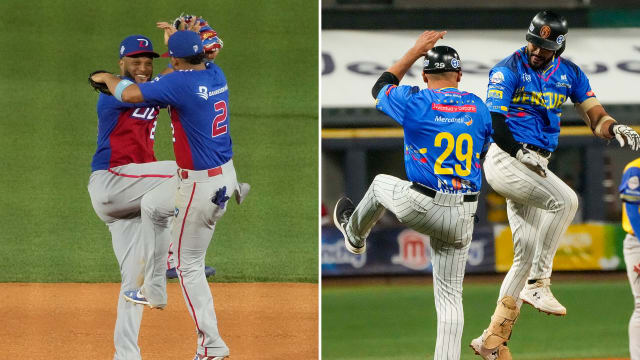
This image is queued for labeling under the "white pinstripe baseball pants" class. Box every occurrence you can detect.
[346,174,478,360]
[484,144,578,302]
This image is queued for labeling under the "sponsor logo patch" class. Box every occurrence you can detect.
[628,176,640,190]
[488,89,503,99]
[432,103,477,113]
[556,34,565,45]
[197,86,209,100]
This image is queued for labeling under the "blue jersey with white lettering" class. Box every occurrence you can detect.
[486,47,594,152]
[138,62,232,170]
[376,85,493,193]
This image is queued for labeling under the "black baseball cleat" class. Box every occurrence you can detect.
[333,197,365,254]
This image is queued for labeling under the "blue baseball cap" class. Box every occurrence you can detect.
[168,30,204,58]
[119,35,159,59]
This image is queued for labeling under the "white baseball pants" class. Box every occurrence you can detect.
[88,161,177,360]
[172,160,239,357]
[624,234,640,360]
[484,144,578,303]
[346,174,478,360]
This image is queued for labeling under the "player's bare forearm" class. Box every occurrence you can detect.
[575,98,615,139]
[387,30,446,81]
[90,72,145,103]
[586,105,615,139]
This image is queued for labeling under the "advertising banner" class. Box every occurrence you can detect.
[321,225,495,276]
[494,222,626,272]
[322,29,640,107]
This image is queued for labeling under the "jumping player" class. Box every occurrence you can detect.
[470,10,640,359]
[91,30,242,360]
[87,34,178,360]
[334,31,493,360]
[154,14,235,279]
[619,159,640,360]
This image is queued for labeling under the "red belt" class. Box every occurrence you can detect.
[178,166,222,180]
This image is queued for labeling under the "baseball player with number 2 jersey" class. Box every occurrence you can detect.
[619,159,640,360]
[470,11,640,360]
[91,30,242,360]
[334,31,492,360]
[88,35,178,360]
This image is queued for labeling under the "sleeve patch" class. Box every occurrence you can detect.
[628,176,640,190]
[490,71,505,84]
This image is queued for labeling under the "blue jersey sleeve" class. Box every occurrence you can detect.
[485,67,518,115]
[138,72,185,107]
[568,64,594,104]
[619,166,640,203]
[479,100,494,153]
[375,84,419,125]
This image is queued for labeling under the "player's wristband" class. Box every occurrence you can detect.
[114,79,134,102]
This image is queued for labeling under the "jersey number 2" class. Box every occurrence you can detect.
[434,132,473,177]
[212,100,228,138]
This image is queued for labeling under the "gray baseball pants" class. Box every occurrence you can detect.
[88,160,177,360]
[146,159,239,358]
[346,174,478,360]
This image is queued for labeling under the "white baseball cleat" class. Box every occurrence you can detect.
[519,278,566,316]
[469,331,512,360]
[333,197,365,254]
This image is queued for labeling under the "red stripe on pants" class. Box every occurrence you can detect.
[176,183,205,345]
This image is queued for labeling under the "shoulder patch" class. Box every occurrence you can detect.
[629,176,639,190]
[490,71,505,84]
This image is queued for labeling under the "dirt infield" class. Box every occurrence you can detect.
[0,282,317,359]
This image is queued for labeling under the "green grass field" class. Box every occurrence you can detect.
[0,0,317,282]
[322,278,632,359]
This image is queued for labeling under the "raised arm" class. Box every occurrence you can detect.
[90,72,144,103]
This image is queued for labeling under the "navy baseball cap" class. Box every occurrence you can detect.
[168,30,204,58]
[119,35,159,59]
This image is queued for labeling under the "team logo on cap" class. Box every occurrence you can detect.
[193,45,199,52]
[529,23,534,32]
[556,34,565,44]
[137,38,149,47]
[120,45,125,55]
[451,58,460,68]
[423,59,429,67]
[540,25,551,39]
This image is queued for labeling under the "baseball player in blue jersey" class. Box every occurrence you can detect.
[619,159,640,360]
[88,35,179,360]
[334,31,493,360]
[155,15,236,278]
[469,11,640,360]
[92,30,242,360]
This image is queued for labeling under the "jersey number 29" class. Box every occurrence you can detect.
[212,100,228,138]
[434,132,473,177]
